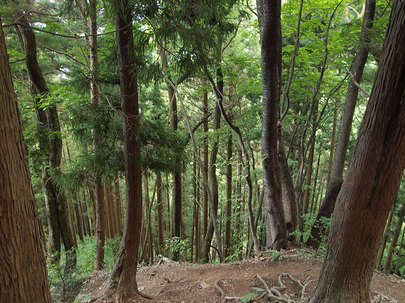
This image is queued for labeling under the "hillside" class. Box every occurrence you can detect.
[76,249,405,303]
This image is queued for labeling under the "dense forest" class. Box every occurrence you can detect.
[0,0,404,302]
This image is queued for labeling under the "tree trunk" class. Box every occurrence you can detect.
[279,139,296,236]
[383,203,405,273]
[0,18,52,303]
[376,205,394,268]
[203,89,209,240]
[308,0,376,249]
[160,48,182,251]
[202,62,224,262]
[261,0,287,250]
[15,11,76,268]
[224,134,233,258]
[309,2,405,301]
[89,0,106,271]
[157,171,164,254]
[108,1,145,299]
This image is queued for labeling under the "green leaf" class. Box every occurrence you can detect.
[241,293,258,303]
[251,287,265,292]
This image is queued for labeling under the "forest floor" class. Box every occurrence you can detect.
[76,247,405,303]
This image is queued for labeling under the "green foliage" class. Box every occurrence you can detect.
[165,237,191,260]
[48,236,120,302]
[241,292,258,303]
[267,249,282,262]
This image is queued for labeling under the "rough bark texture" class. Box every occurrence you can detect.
[308,0,376,248]
[108,1,144,299]
[15,11,76,267]
[0,18,52,303]
[261,0,287,250]
[309,2,405,301]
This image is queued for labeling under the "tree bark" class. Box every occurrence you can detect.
[0,17,52,302]
[308,0,377,249]
[203,89,209,240]
[156,171,164,254]
[224,134,233,258]
[279,139,296,236]
[88,0,106,271]
[261,0,287,250]
[107,1,145,299]
[309,1,405,301]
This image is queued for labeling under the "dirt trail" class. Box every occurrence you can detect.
[79,250,405,303]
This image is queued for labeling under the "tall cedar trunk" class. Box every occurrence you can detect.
[309,2,405,301]
[261,0,287,250]
[15,11,76,268]
[203,89,209,239]
[109,1,144,298]
[308,0,376,248]
[383,203,405,273]
[0,18,52,303]
[89,0,106,271]
[224,134,233,258]
[157,172,164,254]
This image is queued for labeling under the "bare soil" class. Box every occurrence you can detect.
[78,249,405,303]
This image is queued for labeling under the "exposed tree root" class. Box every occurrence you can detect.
[255,273,313,303]
[90,281,153,303]
[215,279,243,302]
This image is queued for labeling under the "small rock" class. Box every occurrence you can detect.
[200,282,210,289]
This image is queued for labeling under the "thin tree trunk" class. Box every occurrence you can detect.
[0,18,52,302]
[225,134,233,258]
[376,206,394,268]
[157,171,164,254]
[383,203,405,273]
[203,89,209,241]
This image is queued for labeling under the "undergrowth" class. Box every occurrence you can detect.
[48,235,120,303]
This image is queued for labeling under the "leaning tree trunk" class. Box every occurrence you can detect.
[308,0,376,249]
[105,1,147,300]
[261,0,287,250]
[0,17,52,303]
[15,11,76,268]
[309,1,405,301]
